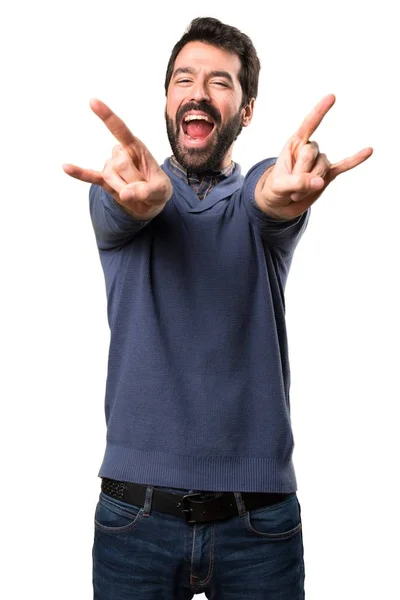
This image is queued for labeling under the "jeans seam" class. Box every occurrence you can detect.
[194,525,215,586]
[244,514,302,539]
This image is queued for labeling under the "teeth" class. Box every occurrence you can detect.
[184,114,211,123]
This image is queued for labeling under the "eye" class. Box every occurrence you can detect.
[176,79,192,84]
[211,81,229,88]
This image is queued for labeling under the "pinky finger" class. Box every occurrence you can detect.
[328,147,373,182]
[63,164,104,186]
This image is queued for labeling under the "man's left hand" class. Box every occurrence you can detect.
[255,94,373,220]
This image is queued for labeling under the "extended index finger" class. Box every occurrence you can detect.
[294,94,336,143]
[90,98,137,147]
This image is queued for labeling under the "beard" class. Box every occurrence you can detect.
[165,101,243,173]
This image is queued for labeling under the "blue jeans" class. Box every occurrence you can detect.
[92,484,305,599]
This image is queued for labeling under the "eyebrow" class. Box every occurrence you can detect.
[173,67,234,85]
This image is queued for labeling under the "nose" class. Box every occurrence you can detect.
[189,79,211,103]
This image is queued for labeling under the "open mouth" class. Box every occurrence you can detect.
[181,112,215,143]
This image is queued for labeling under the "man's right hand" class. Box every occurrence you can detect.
[63,99,173,220]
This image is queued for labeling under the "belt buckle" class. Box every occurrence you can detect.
[178,492,220,524]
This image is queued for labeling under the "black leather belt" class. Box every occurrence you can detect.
[101,478,293,525]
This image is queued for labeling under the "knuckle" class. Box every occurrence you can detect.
[270,180,281,194]
[300,147,316,162]
[292,192,305,202]
[115,156,129,171]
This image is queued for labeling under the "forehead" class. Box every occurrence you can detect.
[173,41,242,80]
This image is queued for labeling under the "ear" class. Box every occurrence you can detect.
[241,98,255,127]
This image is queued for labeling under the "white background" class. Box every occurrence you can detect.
[1,0,398,598]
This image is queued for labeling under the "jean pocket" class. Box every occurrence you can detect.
[244,493,302,540]
[94,493,144,534]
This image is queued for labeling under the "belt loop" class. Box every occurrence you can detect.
[142,486,154,517]
[233,492,247,516]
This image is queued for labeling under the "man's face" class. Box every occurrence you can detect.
[165,41,253,172]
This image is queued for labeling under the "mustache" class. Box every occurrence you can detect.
[175,101,221,128]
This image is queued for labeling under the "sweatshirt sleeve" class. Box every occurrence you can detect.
[89,185,153,251]
[242,158,310,256]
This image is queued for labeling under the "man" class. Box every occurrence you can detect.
[63,16,372,600]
